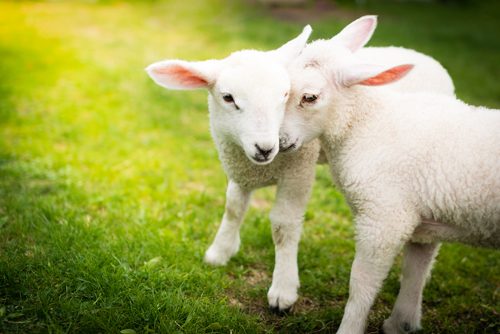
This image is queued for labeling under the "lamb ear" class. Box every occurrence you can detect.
[271,25,312,65]
[342,62,414,87]
[145,59,220,90]
[330,15,377,53]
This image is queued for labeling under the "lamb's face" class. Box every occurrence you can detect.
[279,39,414,153]
[279,42,343,153]
[145,25,312,165]
[279,70,329,153]
[208,51,291,165]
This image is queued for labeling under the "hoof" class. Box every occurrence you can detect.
[269,304,291,317]
[403,322,411,332]
[382,319,418,334]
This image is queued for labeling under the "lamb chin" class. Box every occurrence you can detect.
[250,154,274,165]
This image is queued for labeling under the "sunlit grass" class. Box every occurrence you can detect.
[1,0,499,333]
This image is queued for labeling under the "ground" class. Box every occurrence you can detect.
[1,0,500,333]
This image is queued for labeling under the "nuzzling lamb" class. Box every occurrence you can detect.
[146,20,454,316]
[279,15,500,334]
[146,27,320,316]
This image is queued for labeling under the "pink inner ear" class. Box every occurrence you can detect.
[346,18,376,52]
[359,64,414,86]
[155,64,208,89]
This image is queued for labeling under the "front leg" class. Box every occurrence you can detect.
[337,213,416,334]
[382,241,441,334]
[267,174,315,316]
[205,180,252,266]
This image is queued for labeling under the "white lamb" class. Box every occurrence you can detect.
[145,21,454,316]
[279,15,500,334]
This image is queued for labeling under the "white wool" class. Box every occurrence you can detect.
[280,15,499,334]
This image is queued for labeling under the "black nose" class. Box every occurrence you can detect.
[255,144,273,159]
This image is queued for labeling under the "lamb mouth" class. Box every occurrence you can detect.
[279,141,297,153]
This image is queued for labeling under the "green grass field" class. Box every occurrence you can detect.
[1,0,500,333]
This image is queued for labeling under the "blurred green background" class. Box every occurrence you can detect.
[1,0,499,333]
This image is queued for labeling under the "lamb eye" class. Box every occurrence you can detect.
[222,94,234,102]
[302,94,318,103]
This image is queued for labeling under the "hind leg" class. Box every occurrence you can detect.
[382,241,440,334]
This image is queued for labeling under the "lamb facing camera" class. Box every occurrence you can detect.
[146,27,320,315]
[280,15,500,334]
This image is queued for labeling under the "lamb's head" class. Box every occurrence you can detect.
[279,16,414,153]
[146,26,312,165]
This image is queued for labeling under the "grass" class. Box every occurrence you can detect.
[0,0,499,333]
